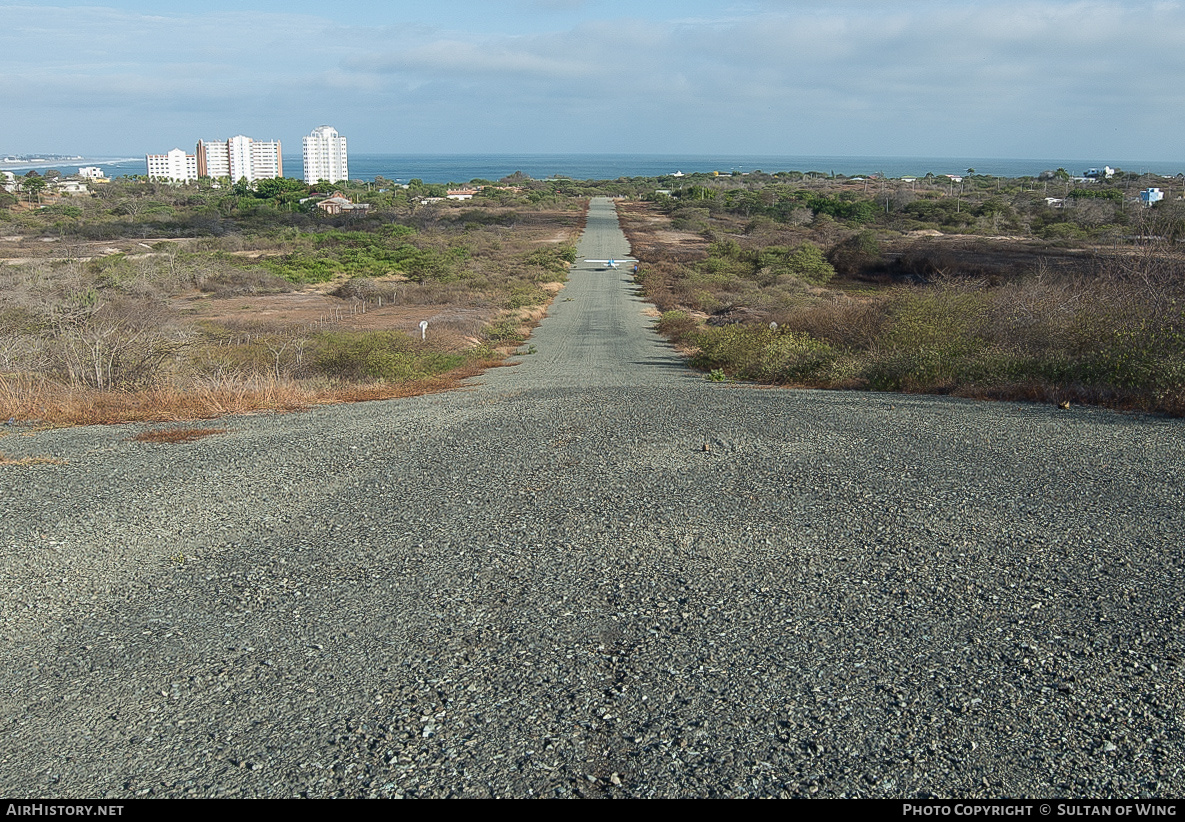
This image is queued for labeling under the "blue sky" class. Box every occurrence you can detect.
[3,0,1184,160]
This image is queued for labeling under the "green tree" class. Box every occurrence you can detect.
[786,241,836,284]
[254,177,308,200]
[679,185,715,201]
[21,173,47,204]
[977,197,1013,231]
[827,231,882,276]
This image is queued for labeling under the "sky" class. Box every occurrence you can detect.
[2,0,1184,161]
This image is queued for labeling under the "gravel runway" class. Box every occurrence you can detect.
[1,198,1183,798]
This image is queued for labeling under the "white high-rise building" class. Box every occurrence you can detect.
[146,148,198,182]
[249,138,283,180]
[302,125,348,184]
[196,140,229,179]
[196,136,283,183]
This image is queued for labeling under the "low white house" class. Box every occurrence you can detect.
[446,188,478,200]
[315,193,371,215]
[1140,188,1164,206]
[78,166,106,180]
[55,180,89,196]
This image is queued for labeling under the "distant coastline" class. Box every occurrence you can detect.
[4,153,1183,183]
[0,157,140,173]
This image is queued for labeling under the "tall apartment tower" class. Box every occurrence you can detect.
[146,148,198,181]
[196,136,282,183]
[302,125,348,184]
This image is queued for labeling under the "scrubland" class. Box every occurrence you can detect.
[0,178,581,425]
[5,166,1185,423]
[620,172,1185,416]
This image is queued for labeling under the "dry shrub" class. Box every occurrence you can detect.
[637,261,702,312]
[332,277,402,302]
[692,325,837,384]
[196,265,293,297]
[985,274,1088,356]
[774,296,890,349]
[657,310,697,343]
[389,281,495,307]
[46,296,189,390]
[418,312,487,343]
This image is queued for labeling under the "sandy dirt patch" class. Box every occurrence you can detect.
[655,229,706,244]
[0,235,185,263]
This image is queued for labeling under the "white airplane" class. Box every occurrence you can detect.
[583,258,638,269]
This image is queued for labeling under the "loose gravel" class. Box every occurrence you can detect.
[1,199,1183,798]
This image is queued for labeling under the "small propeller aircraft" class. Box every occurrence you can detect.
[582,258,638,269]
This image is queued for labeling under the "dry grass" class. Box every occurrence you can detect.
[131,427,227,444]
[0,452,66,466]
[0,357,502,428]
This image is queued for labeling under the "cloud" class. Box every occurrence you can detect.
[358,39,593,80]
[3,1,1185,157]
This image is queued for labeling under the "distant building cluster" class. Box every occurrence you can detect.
[146,126,347,184]
[2,169,92,196]
[146,135,281,183]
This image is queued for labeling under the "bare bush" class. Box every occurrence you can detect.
[774,296,890,350]
[45,297,188,390]
[194,264,293,297]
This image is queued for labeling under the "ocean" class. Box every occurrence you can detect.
[5,153,1184,183]
[343,153,1185,183]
